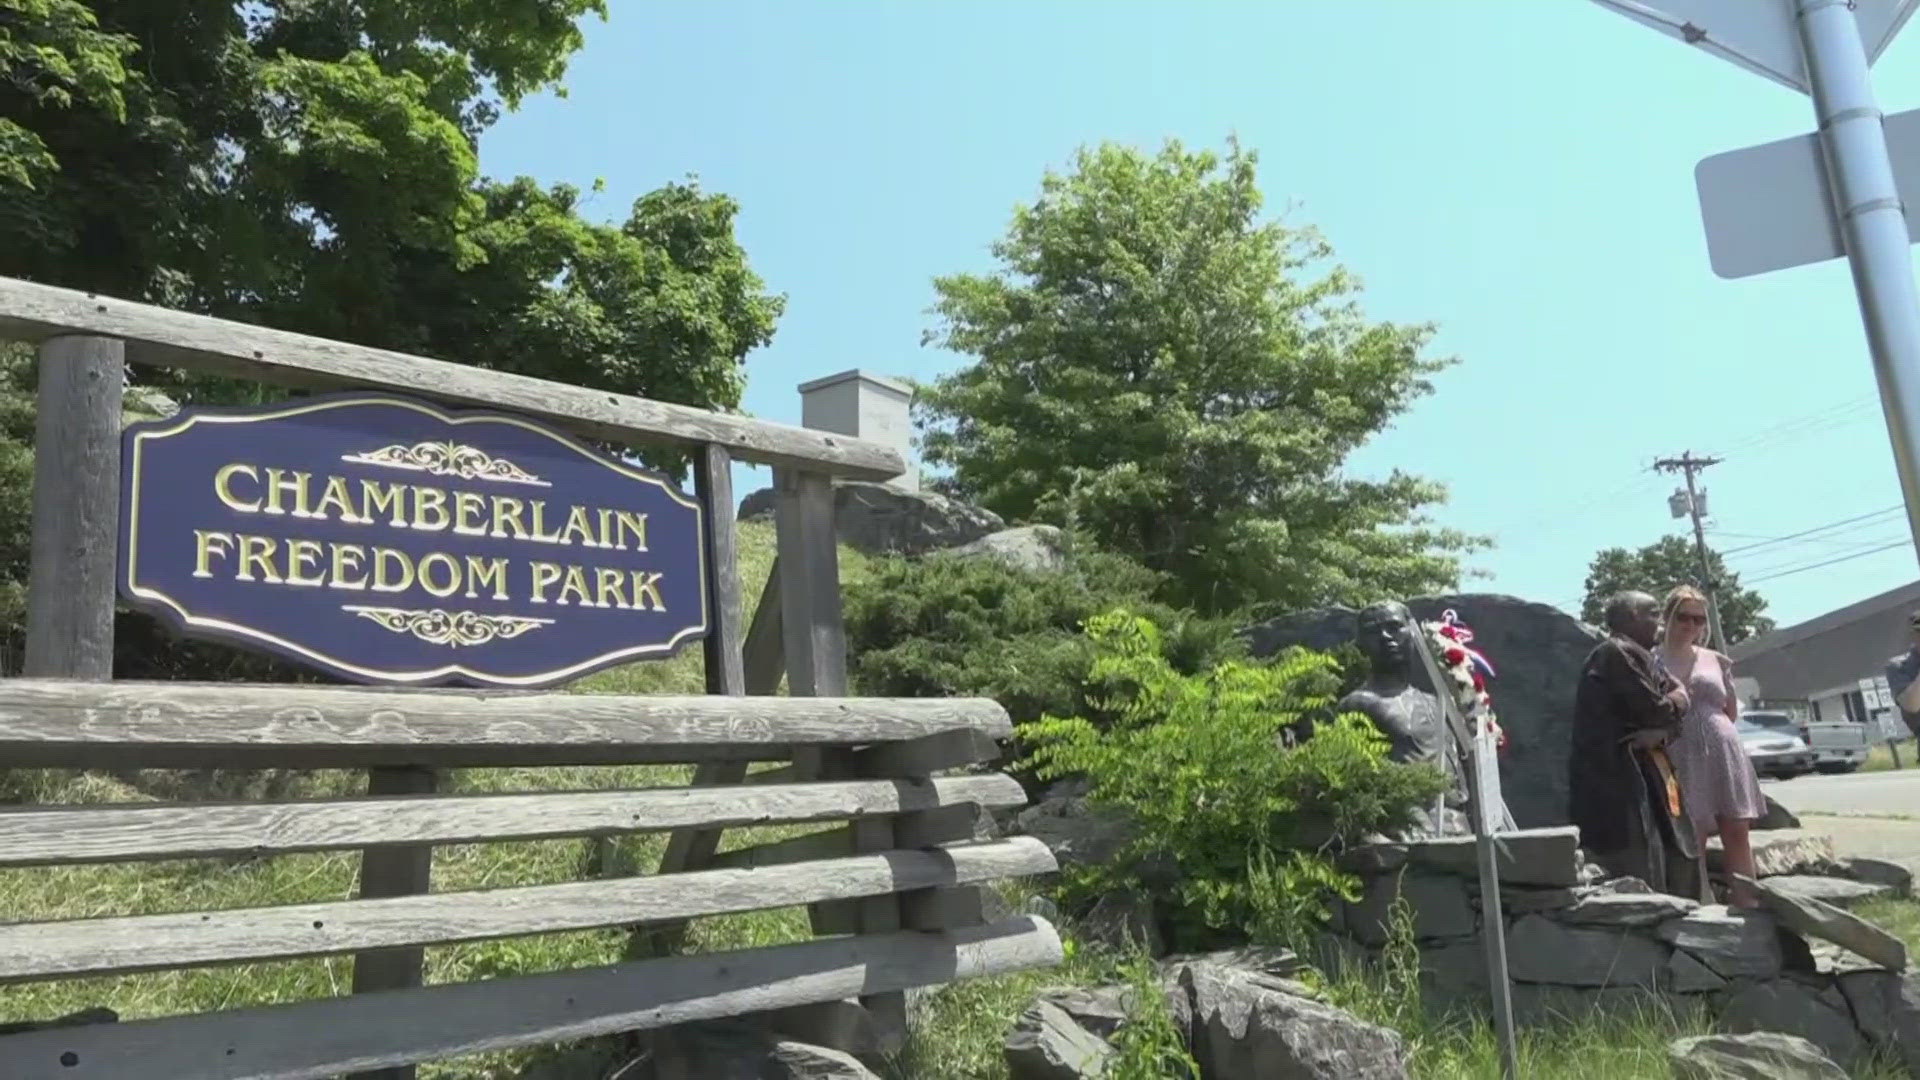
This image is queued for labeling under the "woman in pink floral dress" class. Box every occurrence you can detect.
[1656,585,1766,908]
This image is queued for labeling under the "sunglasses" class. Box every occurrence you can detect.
[1672,612,1708,626]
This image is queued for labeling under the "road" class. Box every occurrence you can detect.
[1766,768,1920,873]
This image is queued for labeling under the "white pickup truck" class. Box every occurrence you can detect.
[1746,709,1869,775]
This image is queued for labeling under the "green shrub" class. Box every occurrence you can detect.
[1020,611,1449,950]
[842,544,1236,728]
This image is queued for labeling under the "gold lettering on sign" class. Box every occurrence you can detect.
[214,465,260,512]
[372,547,414,593]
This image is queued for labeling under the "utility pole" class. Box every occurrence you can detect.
[1656,452,1727,651]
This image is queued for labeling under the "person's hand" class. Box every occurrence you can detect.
[1665,686,1691,713]
[1628,728,1669,749]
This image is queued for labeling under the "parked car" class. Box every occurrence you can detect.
[1746,708,1869,774]
[1736,716,1814,780]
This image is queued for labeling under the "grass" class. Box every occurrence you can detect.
[1864,743,1908,773]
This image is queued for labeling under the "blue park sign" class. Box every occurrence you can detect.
[118,393,709,688]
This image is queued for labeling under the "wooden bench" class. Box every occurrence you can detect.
[0,679,1060,1079]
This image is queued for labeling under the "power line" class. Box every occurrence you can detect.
[1744,539,1912,585]
[1739,533,1909,578]
[1712,504,1904,557]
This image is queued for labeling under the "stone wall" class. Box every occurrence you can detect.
[1321,827,1920,1075]
[1243,594,1601,830]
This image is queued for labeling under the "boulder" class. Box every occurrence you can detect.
[1013,797,1131,868]
[1555,891,1698,928]
[1175,960,1410,1079]
[1243,595,1599,830]
[1507,914,1669,988]
[1831,855,1915,896]
[1743,874,1909,972]
[737,481,1002,556]
[1657,907,1783,980]
[1717,981,1866,1067]
[1755,795,1802,831]
[1760,874,1891,909]
[1668,1032,1848,1080]
[940,525,1069,573]
[1708,830,1837,879]
[1341,872,1476,945]
[1837,969,1920,1076]
[1403,827,1582,887]
[1004,1000,1114,1080]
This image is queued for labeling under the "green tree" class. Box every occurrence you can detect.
[917,138,1480,616]
[1579,535,1775,643]
[0,2,786,675]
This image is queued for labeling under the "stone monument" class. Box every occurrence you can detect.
[1337,600,1469,836]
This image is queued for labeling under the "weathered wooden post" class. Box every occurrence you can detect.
[774,467,909,1043]
[24,335,123,679]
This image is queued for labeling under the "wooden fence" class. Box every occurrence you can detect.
[0,276,1061,1079]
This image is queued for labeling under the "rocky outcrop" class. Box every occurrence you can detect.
[738,481,1002,556]
[1708,830,1837,879]
[940,525,1070,573]
[1668,1032,1848,1080]
[1003,950,1408,1080]
[1746,874,1909,972]
[1175,959,1409,1079]
[1004,1001,1113,1080]
[1242,595,1599,829]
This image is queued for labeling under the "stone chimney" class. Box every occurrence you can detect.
[797,369,917,491]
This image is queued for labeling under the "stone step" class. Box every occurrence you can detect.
[1707,829,1837,879]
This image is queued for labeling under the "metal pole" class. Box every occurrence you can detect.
[1410,628,1517,1080]
[1680,462,1727,650]
[1797,0,1920,566]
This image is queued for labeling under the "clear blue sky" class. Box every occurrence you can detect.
[480,0,1920,631]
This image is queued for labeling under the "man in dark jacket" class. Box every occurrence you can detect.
[1569,590,1707,898]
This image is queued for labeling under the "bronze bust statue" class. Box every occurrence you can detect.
[1337,600,1468,835]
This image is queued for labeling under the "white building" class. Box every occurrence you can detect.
[1729,579,1920,739]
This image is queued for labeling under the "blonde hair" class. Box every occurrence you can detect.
[1663,585,1710,640]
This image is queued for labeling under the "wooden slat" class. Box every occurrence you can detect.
[0,775,1027,867]
[0,918,1064,1080]
[741,731,997,787]
[854,728,1001,777]
[704,804,985,874]
[0,276,903,480]
[0,680,1012,768]
[24,335,122,679]
[0,838,1055,984]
